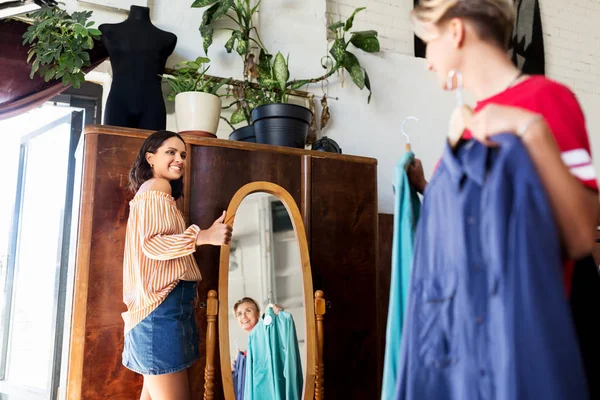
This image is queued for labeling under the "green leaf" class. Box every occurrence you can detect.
[258,49,273,78]
[289,79,311,90]
[30,60,40,79]
[364,69,372,103]
[224,31,242,54]
[224,35,236,53]
[328,21,344,31]
[201,0,232,26]
[88,28,101,36]
[72,74,83,89]
[344,7,365,31]
[195,56,210,64]
[258,78,279,88]
[236,38,247,55]
[230,108,246,124]
[350,29,378,37]
[201,26,214,54]
[200,2,219,28]
[211,77,230,94]
[350,34,380,53]
[343,51,365,89]
[272,52,289,90]
[329,38,346,64]
[191,0,219,7]
[44,68,55,82]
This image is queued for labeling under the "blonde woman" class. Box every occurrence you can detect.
[395,1,596,399]
[407,0,598,295]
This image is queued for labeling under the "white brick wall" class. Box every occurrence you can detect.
[326,0,414,54]
[542,0,600,95]
[326,0,600,95]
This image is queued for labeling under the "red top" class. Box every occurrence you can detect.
[461,76,598,295]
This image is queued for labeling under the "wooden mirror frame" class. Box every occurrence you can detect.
[215,181,317,400]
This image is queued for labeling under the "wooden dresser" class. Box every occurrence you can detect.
[65,125,381,399]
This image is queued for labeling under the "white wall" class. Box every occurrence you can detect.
[65,0,600,213]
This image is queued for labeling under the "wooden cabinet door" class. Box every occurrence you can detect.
[309,157,378,399]
[70,133,144,400]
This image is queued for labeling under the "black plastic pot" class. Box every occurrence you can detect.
[252,103,313,149]
[229,124,256,143]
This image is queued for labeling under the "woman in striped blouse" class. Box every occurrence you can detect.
[122,130,232,400]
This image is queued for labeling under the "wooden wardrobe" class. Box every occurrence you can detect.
[65,125,381,399]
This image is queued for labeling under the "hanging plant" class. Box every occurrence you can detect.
[22,4,101,89]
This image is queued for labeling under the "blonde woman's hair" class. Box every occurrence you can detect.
[411,0,516,49]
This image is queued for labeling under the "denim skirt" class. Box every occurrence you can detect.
[122,280,200,375]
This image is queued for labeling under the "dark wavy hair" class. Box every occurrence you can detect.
[129,130,186,200]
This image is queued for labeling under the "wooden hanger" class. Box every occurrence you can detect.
[447,70,473,148]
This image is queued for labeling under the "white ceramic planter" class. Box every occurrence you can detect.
[175,92,222,137]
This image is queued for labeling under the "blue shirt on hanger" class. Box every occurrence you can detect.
[381,150,421,400]
[395,135,588,400]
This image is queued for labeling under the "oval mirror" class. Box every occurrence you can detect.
[218,182,316,400]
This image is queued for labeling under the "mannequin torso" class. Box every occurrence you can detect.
[99,6,177,130]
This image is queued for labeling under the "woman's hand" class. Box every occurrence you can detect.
[272,304,284,315]
[466,104,540,146]
[407,158,428,194]
[196,211,233,246]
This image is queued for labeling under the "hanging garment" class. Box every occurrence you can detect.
[381,151,421,400]
[244,308,303,400]
[413,0,426,59]
[395,135,588,400]
[232,351,247,400]
[510,0,545,75]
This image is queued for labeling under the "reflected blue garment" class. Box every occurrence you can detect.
[232,351,246,400]
[381,151,421,400]
[396,135,588,400]
[244,308,303,400]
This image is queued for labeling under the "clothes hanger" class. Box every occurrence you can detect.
[401,116,418,152]
[447,70,473,149]
[265,290,274,310]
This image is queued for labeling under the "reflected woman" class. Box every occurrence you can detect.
[234,297,282,333]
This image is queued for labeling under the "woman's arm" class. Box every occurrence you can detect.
[520,118,598,259]
[469,105,599,259]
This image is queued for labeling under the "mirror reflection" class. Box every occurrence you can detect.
[228,192,305,399]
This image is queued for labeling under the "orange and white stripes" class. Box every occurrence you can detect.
[561,148,598,189]
[122,190,202,334]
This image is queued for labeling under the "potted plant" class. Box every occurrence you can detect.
[161,57,230,137]
[22,3,102,89]
[192,0,265,143]
[192,1,380,148]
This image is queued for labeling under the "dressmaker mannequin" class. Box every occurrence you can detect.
[99,6,176,130]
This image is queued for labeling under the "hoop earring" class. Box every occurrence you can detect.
[446,69,464,106]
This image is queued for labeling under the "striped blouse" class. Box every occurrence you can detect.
[122,190,202,334]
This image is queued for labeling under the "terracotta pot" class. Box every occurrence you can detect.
[175,92,222,137]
